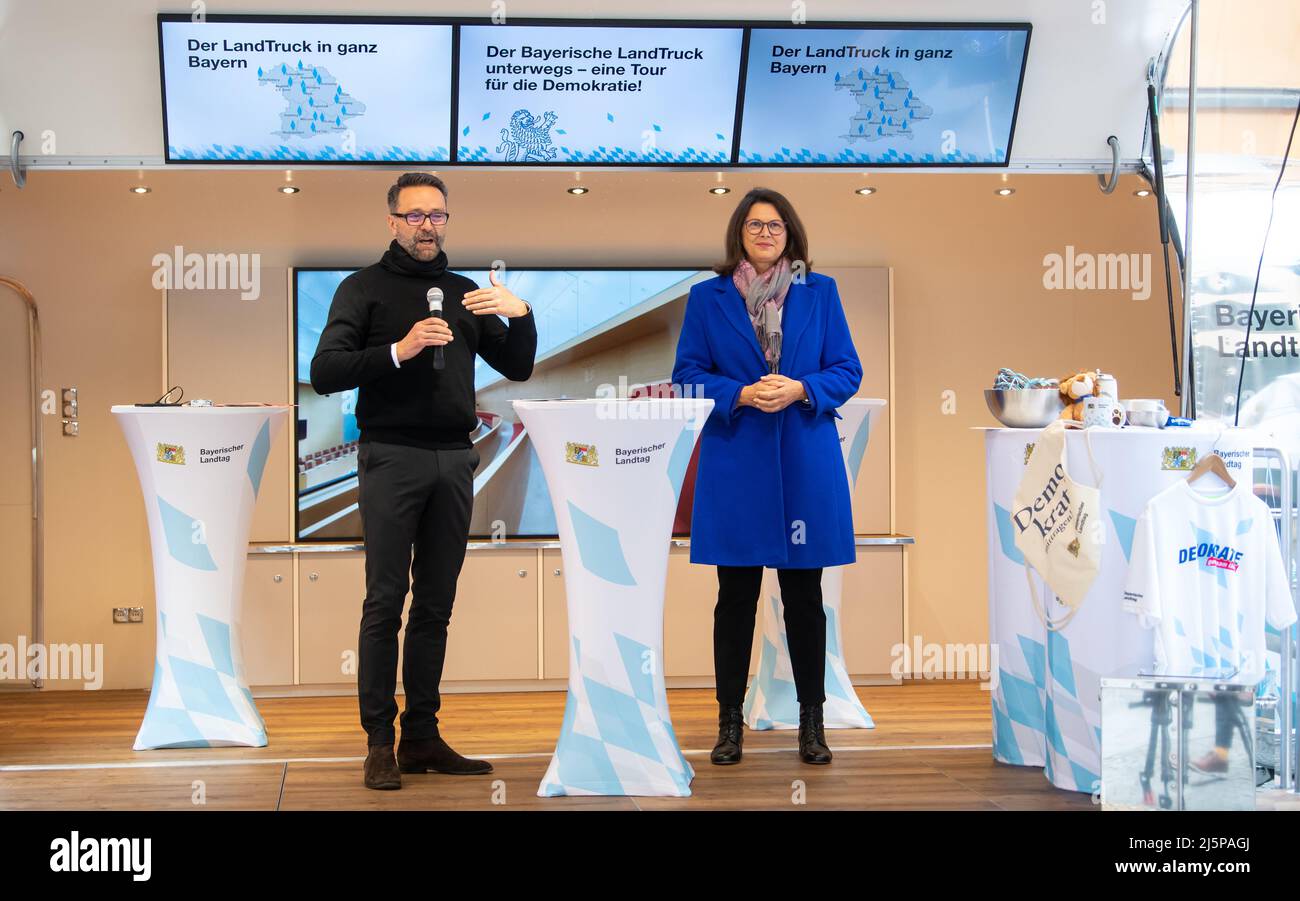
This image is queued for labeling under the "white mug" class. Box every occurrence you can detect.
[1082,396,1126,428]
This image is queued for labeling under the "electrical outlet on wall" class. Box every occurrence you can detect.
[112,607,129,624]
[127,607,144,623]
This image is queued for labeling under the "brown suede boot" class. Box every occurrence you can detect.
[398,732,493,775]
[364,743,401,790]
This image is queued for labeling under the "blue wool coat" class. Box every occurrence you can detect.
[672,272,863,568]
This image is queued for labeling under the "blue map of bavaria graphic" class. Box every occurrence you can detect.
[257,60,367,138]
[836,65,933,143]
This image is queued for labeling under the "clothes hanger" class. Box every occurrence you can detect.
[1187,450,1236,489]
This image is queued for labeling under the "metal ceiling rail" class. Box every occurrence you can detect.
[0,155,1144,175]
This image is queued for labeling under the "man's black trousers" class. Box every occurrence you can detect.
[356,440,479,746]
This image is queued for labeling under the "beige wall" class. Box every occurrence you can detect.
[888,174,1180,651]
[0,167,1176,687]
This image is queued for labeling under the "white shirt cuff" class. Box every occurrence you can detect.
[390,343,401,368]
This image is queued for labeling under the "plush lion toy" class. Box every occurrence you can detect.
[1059,370,1100,421]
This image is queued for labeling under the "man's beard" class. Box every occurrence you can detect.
[400,230,442,260]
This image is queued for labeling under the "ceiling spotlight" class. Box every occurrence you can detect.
[129,185,151,194]
[994,187,1015,196]
[278,185,300,194]
[855,186,877,196]
[1134,188,1152,197]
[709,186,731,195]
[567,186,589,195]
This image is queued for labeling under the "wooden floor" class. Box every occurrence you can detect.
[0,681,1096,811]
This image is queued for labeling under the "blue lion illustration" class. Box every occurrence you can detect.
[496,109,559,162]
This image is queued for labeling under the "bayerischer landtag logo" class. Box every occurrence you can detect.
[156,442,186,465]
[565,441,598,466]
[1162,446,1196,471]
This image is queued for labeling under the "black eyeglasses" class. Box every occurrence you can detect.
[393,210,450,227]
[744,218,785,236]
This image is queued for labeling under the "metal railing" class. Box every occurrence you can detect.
[0,277,43,689]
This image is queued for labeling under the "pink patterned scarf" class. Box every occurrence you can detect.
[732,257,792,373]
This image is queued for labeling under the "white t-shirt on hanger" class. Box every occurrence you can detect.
[1122,475,1297,681]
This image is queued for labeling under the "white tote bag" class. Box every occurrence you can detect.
[1011,421,1103,630]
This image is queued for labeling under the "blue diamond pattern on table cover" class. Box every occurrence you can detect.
[567,500,636,586]
[169,656,243,724]
[157,496,217,571]
[745,633,798,726]
[584,678,661,762]
[614,633,656,708]
[135,699,209,750]
[845,416,872,489]
[1048,629,1077,698]
[1108,510,1137,562]
[197,613,235,678]
[246,418,271,497]
[994,504,1027,565]
[1018,634,1047,689]
[665,424,695,505]
[822,604,853,703]
[1000,669,1045,733]
[540,635,691,796]
[992,700,1024,765]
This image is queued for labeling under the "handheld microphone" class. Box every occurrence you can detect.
[426,287,445,371]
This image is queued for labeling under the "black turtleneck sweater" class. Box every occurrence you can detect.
[309,241,538,449]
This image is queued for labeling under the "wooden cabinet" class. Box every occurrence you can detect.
[542,544,905,683]
[442,547,539,681]
[297,552,366,685]
[294,547,539,686]
[663,547,726,679]
[841,546,906,681]
[541,548,567,680]
[241,555,294,687]
[258,542,904,689]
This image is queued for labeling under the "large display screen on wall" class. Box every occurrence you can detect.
[294,267,711,541]
[738,25,1030,165]
[158,16,453,162]
[456,24,743,164]
[159,15,1029,167]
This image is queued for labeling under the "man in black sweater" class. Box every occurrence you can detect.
[310,172,537,790]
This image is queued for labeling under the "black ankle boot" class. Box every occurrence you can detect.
[710,704,744,765]
[798,703,832,765]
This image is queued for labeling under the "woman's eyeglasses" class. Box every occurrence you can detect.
[394,210,451,227]
[743,219,785,236]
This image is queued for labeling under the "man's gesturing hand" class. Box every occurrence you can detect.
[462,269,531,318]
[395,317,454,363]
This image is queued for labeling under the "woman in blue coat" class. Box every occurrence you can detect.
[672,187,863,766]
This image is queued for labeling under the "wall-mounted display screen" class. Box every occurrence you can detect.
[455,24,743,164]
[738,24,1030,165]
[294,267,710,541]
[159,16,453,162]
[159,16,1029,167]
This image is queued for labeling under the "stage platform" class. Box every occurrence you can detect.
[0,682,1100,811]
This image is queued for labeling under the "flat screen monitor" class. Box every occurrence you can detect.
[738,23,1031,165]
[456,22,744,165]
[294,266,711,540]
[159,15,453,163]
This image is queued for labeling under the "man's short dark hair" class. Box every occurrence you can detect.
[387,172,448,212]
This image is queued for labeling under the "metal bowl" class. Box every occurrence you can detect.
[984,388,1064,428]
[1125,408,1169,428]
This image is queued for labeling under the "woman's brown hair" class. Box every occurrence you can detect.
[713,187,812,276]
